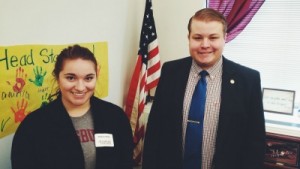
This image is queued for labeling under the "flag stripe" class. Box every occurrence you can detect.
[147,60,160,76]
[125,56,142,118]
[148,39,159,51]
[148,42,159,59]
[147,63,161,88]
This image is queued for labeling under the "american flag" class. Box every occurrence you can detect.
[124,0,161,165]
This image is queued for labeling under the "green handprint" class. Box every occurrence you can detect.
[40,93,50,108]
[1,117,11,132]
[29,66,47,86]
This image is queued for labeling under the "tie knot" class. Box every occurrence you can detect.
[199,70,208,78]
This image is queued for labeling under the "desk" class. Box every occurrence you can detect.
[264,132,300,169]
[264,111,300,169]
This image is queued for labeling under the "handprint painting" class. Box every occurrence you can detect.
[6,67,27,92]
[0,42,108,138]
[29,66,47,87]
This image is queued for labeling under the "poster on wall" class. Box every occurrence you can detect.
[0,42,108,138]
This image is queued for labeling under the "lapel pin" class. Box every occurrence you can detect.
[230,79,235,84]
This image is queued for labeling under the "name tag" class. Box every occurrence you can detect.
[94,133,114,147]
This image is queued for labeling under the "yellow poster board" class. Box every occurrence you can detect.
[0,42,108,138]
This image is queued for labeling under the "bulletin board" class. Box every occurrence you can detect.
[0,42,108,138]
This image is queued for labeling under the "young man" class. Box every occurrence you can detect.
[142,8,265,169]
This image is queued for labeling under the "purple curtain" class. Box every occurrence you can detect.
[208,0,265,43]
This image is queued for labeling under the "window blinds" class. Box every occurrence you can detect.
[223,0,300,108]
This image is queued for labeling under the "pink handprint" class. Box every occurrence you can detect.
[11,99,30,123]
[7,67,27,93]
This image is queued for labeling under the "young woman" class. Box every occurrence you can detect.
[11,45,133,169]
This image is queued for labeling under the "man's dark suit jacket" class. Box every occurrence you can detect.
[142,57,266,169]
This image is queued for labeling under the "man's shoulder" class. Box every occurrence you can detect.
[162,57,192,71]
[164,56,191,65]
[223,57,260,75]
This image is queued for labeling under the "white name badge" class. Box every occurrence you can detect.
[94,133,114,147]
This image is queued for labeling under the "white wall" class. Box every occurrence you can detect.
[153,0,204,63]
[0,0,203,168]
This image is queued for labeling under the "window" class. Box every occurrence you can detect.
[208,0,300,135]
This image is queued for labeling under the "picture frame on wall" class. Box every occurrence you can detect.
[262,88,295,115]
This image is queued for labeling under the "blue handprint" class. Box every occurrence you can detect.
[29,66,47,86]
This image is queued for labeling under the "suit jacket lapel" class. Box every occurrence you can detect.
[174,57,193,108]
